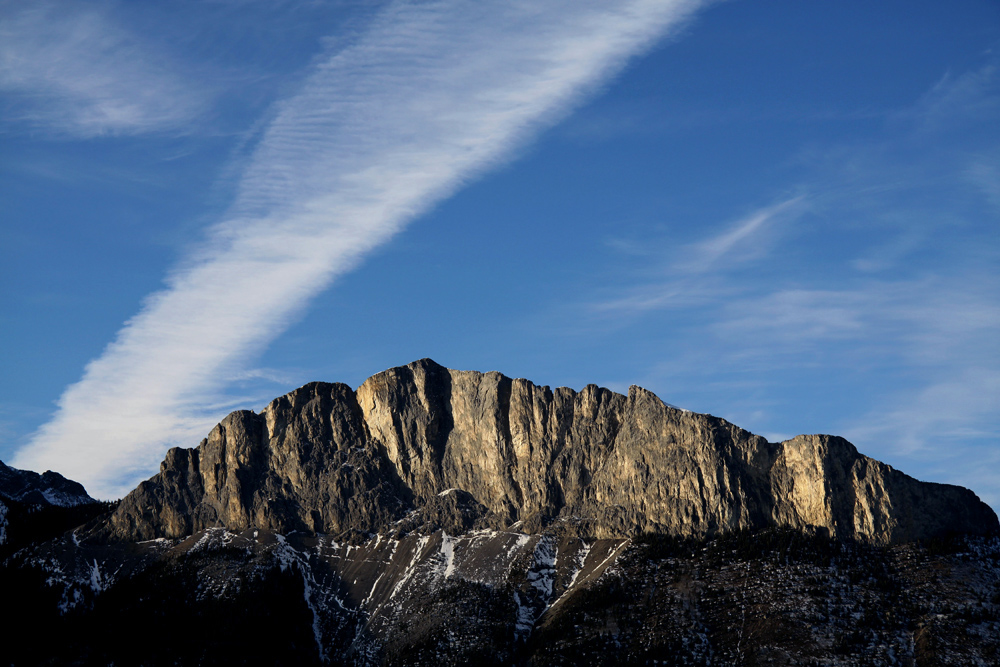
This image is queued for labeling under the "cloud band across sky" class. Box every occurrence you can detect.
[13,0,705,498]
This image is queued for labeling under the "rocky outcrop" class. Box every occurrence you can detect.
[101,359,998,545]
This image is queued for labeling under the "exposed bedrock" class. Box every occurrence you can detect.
[103,359,998,544]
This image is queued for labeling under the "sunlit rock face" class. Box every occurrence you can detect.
[104,359,998,545]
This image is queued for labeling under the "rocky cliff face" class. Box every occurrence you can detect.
[103,359,997,545]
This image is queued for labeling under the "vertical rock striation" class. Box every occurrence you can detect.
[102,359,997,544]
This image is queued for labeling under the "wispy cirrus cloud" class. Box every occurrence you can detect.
[714,274,1000,370]
[676,195,806,273]
[13,0,708,498]
[906,60,1000,132]
[591,195,807,315]
[0,1,208,136]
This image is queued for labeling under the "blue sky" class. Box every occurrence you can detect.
[2,1,997,509]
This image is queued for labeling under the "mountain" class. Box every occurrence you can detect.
[0,460,100,552]
[3,359,998,665]
[103,358,995,545]
[0,460,94,509]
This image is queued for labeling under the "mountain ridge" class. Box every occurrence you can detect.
[0,459,95,509]
[99,358,998,546]
[0,460,104,556]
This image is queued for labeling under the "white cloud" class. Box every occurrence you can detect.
[908,61,1000,131]
[840,365,1000,512]
[843,368,1000,457]
[0,1,207,136]
[591,195,806,316]
[716,288,871,345]
[679,196,805,272]
[13,0,707,498]
[968,159,1000,212]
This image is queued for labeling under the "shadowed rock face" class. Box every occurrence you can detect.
[0,460,94,507]
[103,359,998,545]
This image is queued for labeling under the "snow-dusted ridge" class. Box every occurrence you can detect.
[0,460,95,508]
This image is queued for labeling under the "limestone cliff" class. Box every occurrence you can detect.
[102,359,997,545]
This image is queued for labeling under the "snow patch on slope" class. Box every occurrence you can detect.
[513,534,560,638]
[566,542,592,590]
[390,535,431,601]
[272,533,349,664]
[440,533,456,579]
[514,590,534,636]
[40,488,92,508]
[528,535,557,597]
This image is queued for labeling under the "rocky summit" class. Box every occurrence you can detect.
[4,360,999,666]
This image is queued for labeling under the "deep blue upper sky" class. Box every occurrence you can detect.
[2,0,998,507]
